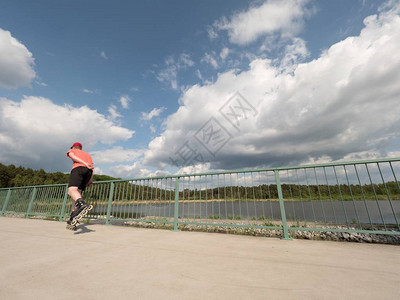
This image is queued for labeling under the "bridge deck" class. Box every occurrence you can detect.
[0,217,398,300]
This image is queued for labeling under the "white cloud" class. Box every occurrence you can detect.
[156,53,195,90]
[35,81,47,87]
[195,69,204,81]
[201,52,219,69]
[213,0,312,45]
[0,28,36,89]
[82,89,94,94]
[0,96,134,171]
[108,104,122,120]
[91,146,144,164]
[109,161,170,179]
[279,37,309,72]
[176,162,212,175]
[143,5,400,170]
[101,51,108,59]
[220,47,230,60]
[179,53,195,68]
[119,95,131,109]
[207,26,218,40]
[93,166,104,175]
[141,107,166,121]
[156,61,178,90]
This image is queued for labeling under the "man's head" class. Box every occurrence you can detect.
[70,142,82,150]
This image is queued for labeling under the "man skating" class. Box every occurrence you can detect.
[66,142,94,230]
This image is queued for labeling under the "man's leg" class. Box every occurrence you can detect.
[66,186,80,228]
[67,185,91,226]
[68,186,82,211]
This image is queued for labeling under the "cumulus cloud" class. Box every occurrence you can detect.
[109,161,170,179]
[91,146,144,164]
[176,162,212,175]
[279,37,310,72]
[0,28,36,89]
[0,96,134,171]
[143,5,400,170]
[213,0,312,45]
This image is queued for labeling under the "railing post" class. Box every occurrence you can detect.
[274,170,292,240]
[26,187,37,218]
[59,185,69,222]
[1,189,12,216]
[105,182,115,225]
[173,177,180,231]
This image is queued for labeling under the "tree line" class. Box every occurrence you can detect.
[178,182,400,201]
[0,163,117,188]
[85,180,400,202]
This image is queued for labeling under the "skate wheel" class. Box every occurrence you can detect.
[66,224,77,231]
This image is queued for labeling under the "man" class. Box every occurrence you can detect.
[66,142,94,230]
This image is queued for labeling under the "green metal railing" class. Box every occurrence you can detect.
[1,158,400,239]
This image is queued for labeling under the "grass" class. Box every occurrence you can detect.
[263,221,278,227]
[227,215,242,220]
[209,215,220,219]
[290,220,308,228]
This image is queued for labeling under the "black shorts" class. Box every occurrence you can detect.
[68,167,93,191]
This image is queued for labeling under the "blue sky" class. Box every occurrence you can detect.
[1,0,400,178]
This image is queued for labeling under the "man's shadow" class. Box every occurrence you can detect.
[73,222,96,235]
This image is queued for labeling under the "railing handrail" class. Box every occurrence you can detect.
[0,183,68,191]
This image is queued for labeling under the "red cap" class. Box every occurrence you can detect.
[70,142,82,149]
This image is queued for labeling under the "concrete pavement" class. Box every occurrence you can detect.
[0,217,399,300]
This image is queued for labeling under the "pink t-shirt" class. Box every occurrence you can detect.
[67,149,93,170]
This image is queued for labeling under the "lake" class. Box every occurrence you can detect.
[94,200,400,225]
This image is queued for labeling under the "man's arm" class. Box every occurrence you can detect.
[68,152,94,169]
